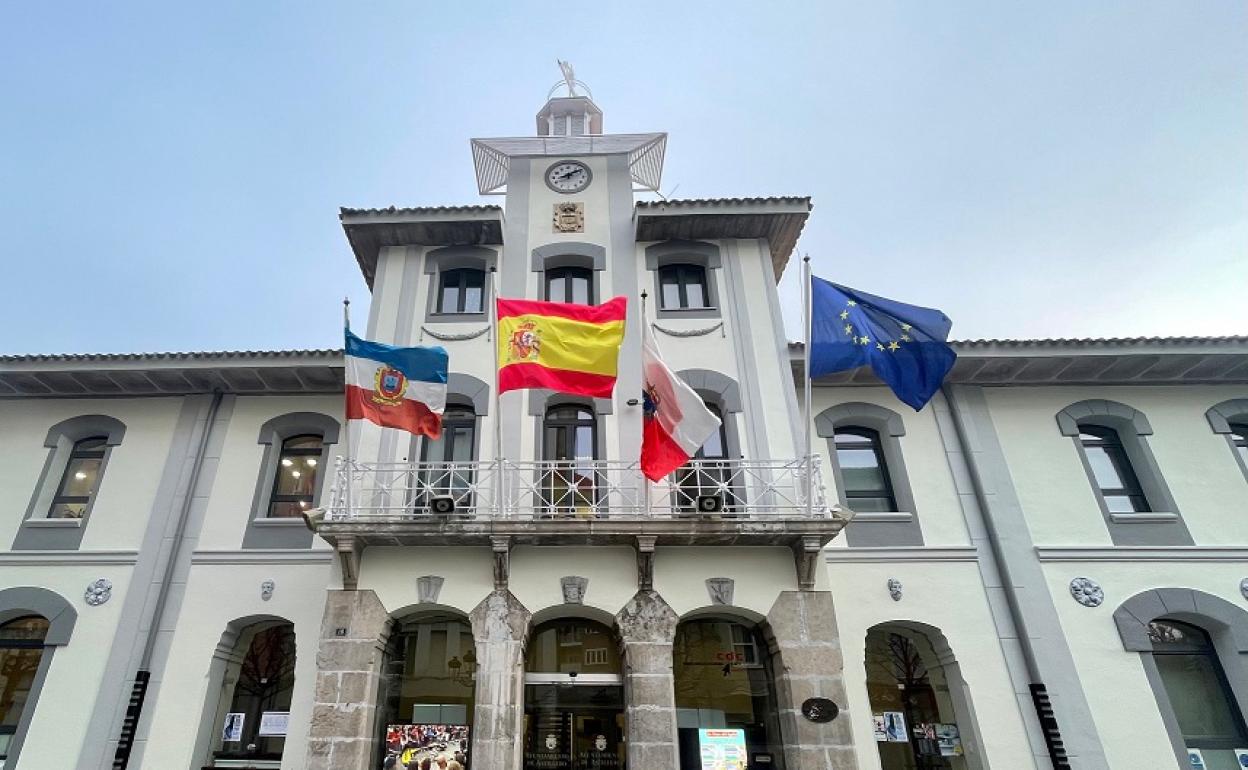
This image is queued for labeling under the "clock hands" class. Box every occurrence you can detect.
[556,168,582,181]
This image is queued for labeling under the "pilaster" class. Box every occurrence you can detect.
[468,589,531,770]
[615,590,680,769]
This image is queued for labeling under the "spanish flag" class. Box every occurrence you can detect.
[497,296,627,398]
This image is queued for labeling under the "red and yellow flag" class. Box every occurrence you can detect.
[497,296,627,398]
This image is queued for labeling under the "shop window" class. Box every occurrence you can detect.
[541,404,601,514]
[833,427,898,513]
[674,619,785,769]
[379,615,475,769]
[47,436,107,519]
[437,268,486,315]
[213,622,296,765]
[267,435,324,518]
[1149,619,1248,768]
[865,624,978,769]
[545,266,594,305]
[658,264,710,310]
[0,617,49,764]
[1077,426,1150,513]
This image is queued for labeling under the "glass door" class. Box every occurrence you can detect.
[523,683,625,770]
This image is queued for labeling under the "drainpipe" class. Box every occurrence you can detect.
[941,385,1071,770]
[113,389,225,770]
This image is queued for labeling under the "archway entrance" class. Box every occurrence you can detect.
[523,619,625,770]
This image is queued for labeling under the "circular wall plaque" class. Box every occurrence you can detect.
[801,697,839,723]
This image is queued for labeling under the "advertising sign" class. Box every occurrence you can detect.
[698,728,748,770]
[383,724,471,769]
[882,712,908,743]
[258,711,290,737]
[222,713,245,742]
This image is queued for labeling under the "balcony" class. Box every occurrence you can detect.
[315,457,850,579]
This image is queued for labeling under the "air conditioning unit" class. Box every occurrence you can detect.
[428,496,456,515]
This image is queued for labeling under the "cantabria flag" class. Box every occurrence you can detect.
[640,323,722,481]
[344,330,448,438]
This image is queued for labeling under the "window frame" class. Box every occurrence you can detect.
[657,263,712,312]
[1077,425,1151,514]
[540,403,602,514]
[244,412,340,550]
[266,434,325,519]
[645,241,723,320]
[47,436,108,519]
[543,265,595,305]
[435,267,486,315]
[832,426,899,513]
[422,245,496,325]
[1147,618,1248,756]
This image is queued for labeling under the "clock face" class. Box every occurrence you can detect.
[546,160,592,193]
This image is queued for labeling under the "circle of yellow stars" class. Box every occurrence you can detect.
[839,299,911,352]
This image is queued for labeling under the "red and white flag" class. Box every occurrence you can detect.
[640,324,722,481]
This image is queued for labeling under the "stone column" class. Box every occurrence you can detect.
[615,590,680,769]
[767,590,859,769]
[468,589,531,770]
[305,589,391,770]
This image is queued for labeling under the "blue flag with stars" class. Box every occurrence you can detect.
[809,276,957,410]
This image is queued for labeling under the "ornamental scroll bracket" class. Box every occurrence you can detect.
[793,536,822,591]
[651,321,725,339]
[419,325,491,343]
[635,536,657,591]
[492,536,512,591]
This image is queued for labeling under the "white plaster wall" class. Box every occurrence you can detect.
[0,397,182,550]
[137,561,331,770]
[986,385,1248,546]
[524,155,614,277]
[357,546,495,617]
[812,386,972,548]
[1040,561,1248,770]
[0,564,134,768]
[510,546,638,621]
[656,546,804,618]
[827,560,1037,770]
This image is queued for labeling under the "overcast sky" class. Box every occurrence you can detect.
[2,1,1245,355]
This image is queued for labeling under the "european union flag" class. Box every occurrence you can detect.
[809,276,957,410]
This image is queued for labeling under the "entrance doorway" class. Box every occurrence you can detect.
[523,619,626,770]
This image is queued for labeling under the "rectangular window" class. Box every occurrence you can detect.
[834,428,898,512]
[437,269,485,314]
[48,437,107,518]
[1079,427,1150,513]
[658,264,710,310]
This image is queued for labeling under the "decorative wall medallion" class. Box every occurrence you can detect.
[1069,577,1104,607]
[561,576,588,605]
[85,578,112,606]
[417,575,444,604]
[801,697,840,723]
[260,580,275,601]
[1240,578,1248,601]
[887,578,903,602]
[552,202,585,233]
[706,577,735,606]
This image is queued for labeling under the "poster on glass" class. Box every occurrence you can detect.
[383,724,471,769]
[258,711,289,737]
[882,712,908,743]
[936,724,963,757]
[222,713,245,742]
[872,714,888,742]
[698,728,748,770]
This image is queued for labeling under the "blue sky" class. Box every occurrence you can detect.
[2,1,1245,354]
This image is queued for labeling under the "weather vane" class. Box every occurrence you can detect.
[557,59,576,96]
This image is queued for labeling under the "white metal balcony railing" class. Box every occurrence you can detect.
[324,457,833,521]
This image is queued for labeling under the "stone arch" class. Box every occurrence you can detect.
[530,242,606,272]
[256,411,341,446]
[643,239,722,270]
[815,401,906,438]
[446,373,490,416]
[1055,398,1152,437]
[424,245,497,274]
[864,619,988,770]
[1206,398,1248,434]
[42,414,127,447]
[676,369,742,414]
[528,604,618,630]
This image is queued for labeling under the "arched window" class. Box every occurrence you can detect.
[0,617,49,764]
[673,618,784,769]
[833,427,897,512]
[48,436,107,519]
[1231,424,1248,468]
[865,624,982,769]
[418,406,477,509]
[524,619,624,768]
[379,615,475,769]
[1078,426,1149,513]
[437,268,486,315]
[267,435,324,518]
[675,403,741,513]
[1148,619,1248,766]
[542,405,600,514]
[213,622,296,764]
[545,266,593,305]
[658,264,710,310]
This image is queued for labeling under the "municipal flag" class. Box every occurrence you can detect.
[809,277,956,410]
[344,329,448,438]
[640,324,722,481]
[497,296,627,398]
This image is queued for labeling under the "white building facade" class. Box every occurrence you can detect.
[0,85,1246,770]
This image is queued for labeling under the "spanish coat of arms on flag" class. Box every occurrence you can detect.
[496,296,627,398]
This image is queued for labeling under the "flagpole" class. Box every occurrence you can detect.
[802,256,814,518]
[489,267,503,517]
[640,290,651,519]
[342,296,354,524]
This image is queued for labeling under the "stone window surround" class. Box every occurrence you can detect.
[531,242,605,304]
[14,414,127,551]
[815,402,923,547]
[675,369,743,460]
[1207,399,1248,484]
[406,373,492,463]
[0,587,77,768]
[242,412,341,550]
[1113,588,1248,769]
[423,246,498,324]
[864,620,988,770]
[1055,399,1192,546]
[644,240,723,320]
[193,614,296,767]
